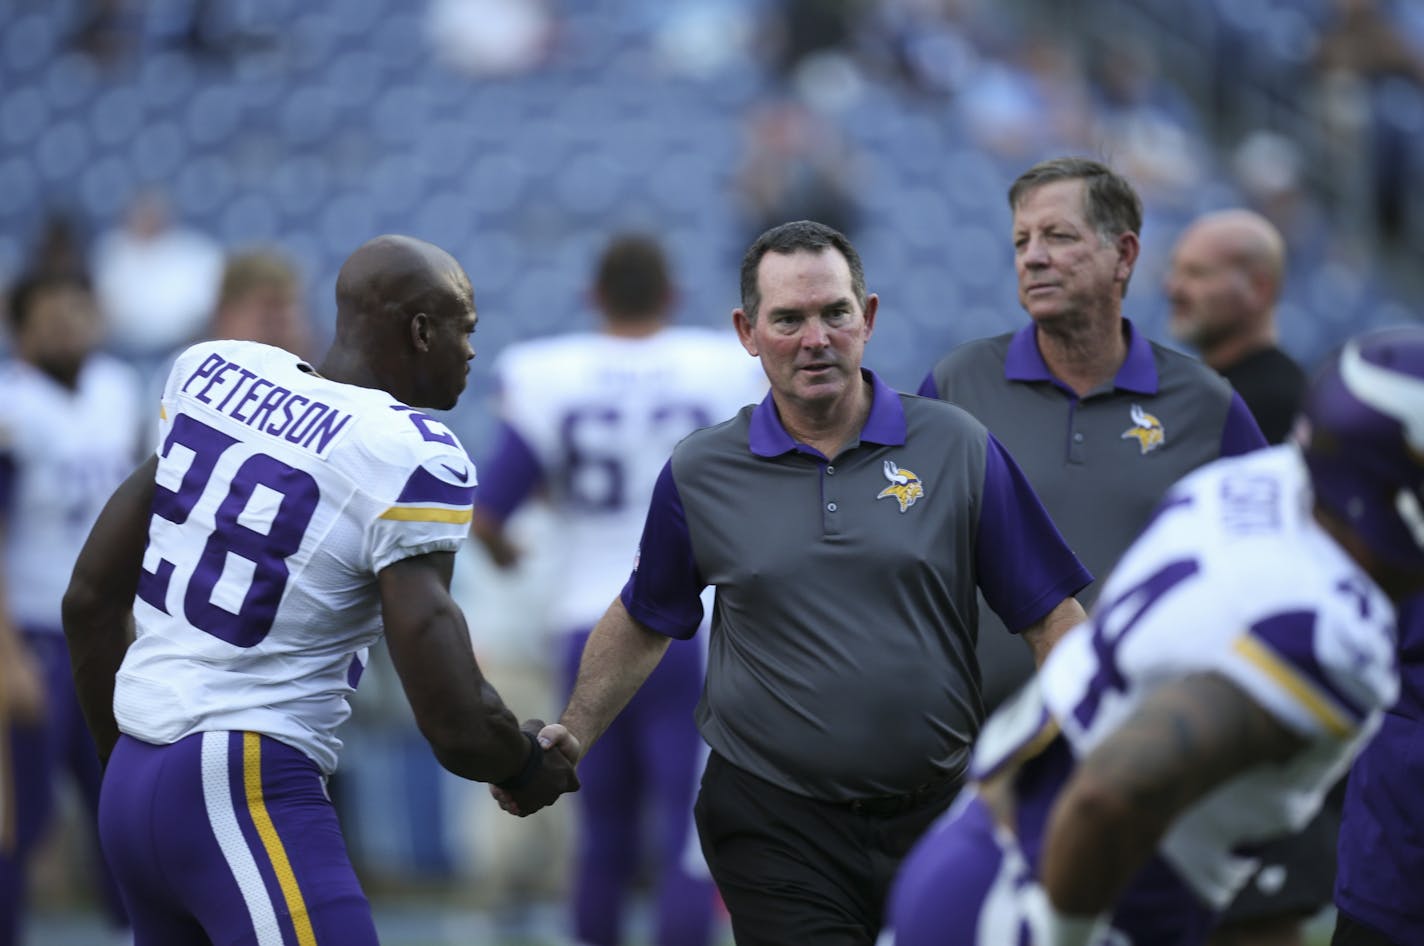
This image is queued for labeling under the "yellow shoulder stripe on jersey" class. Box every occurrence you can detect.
[160,404,167,421]
[243,733,317,946]
[378,505,474,525]
[1231,635,1353,738]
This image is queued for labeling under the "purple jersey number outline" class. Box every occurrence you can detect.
[558,402,714,512]
[1072,558,1201,730]
[137,413,320,647]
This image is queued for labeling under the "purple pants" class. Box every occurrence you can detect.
[885,791,1213,946]
[0,629,127,946]
[883,794,1034,946]
[101,731,378,946]
[561,628,716,946]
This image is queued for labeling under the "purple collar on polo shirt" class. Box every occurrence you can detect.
[1004,318,1159,396]
[749,369,907,458]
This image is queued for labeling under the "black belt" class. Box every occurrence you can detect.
[843,774,961,818]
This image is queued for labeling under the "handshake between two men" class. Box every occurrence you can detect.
[491,720,583,816]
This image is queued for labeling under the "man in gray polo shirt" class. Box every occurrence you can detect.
[918,158,1266,723]
[511,221,1092,945]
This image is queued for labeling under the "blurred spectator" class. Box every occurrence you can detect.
[868,0,980,99]
[959,33,1093,160]
[425,0,555,77]
[734,99,863,243]
[91,189,224,365]
[1314,0,1424,243]
[762,0,865,78]
[1231,130,1335,267]
[654,2,756,80]
[1087,34,1206,209]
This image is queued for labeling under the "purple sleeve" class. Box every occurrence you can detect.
[619,460,705,640]
[1219,392,1268,457]
[915,372,939,399]
[473,420,545,523]
[975,433,1092,633]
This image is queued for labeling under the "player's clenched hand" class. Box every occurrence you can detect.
[489,719,581,817]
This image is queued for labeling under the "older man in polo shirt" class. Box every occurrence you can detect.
[512,220,1092,946]
[918,157,1266,716]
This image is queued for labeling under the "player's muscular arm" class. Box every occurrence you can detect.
[559,596,670,754]
[1021,596,1087,667]
[62,456,157,764]
[1040,672,1305,915]
[379,551,534,782]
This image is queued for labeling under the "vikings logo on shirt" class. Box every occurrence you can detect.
[876,459,924,512]
[1121,403,1166,455]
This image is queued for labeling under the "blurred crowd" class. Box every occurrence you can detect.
[3,0,1423,939]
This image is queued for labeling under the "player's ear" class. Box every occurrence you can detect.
[410,312,431,352]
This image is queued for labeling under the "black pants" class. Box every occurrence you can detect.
[1332,910,1404,946]
[693,752,959,946]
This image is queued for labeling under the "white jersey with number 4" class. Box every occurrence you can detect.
[114,340,477,773]
[494,328,765,632]
[974,444,1400,909]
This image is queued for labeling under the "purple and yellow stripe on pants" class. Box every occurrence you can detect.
[100,730,377,945]
[202,732,317,946]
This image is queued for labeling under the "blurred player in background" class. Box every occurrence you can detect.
[883,325,1424,946]
[1167,208,1307,446]
[0,271,142,946]
[472,233,765,946]
[62,235,579,946]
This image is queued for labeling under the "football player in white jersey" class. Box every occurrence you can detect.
[472,234,765,946]
[62,235,580,946]
[0,271,144,946]
[881,325,1424,946]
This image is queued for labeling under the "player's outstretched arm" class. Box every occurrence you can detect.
[62,456,158,765]
[1039,672,1304,920]
[559,596,670,757]
[378,550,577,811]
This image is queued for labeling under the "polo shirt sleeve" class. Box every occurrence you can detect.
[619,460,705,640]
[915,372,939,399]
[1220,392,1268,457]
[975,433,1093,633]
[473,420,545,524]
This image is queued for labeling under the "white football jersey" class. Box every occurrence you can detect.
[973,445,1399,909]
[493,328,765,631]
[114,340,477,773]
[0,355,145,629]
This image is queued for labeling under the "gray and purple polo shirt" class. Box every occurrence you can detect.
[620,370,1090,802]
[919,319,1265,613]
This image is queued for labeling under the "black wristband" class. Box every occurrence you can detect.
[495,730,544,791]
